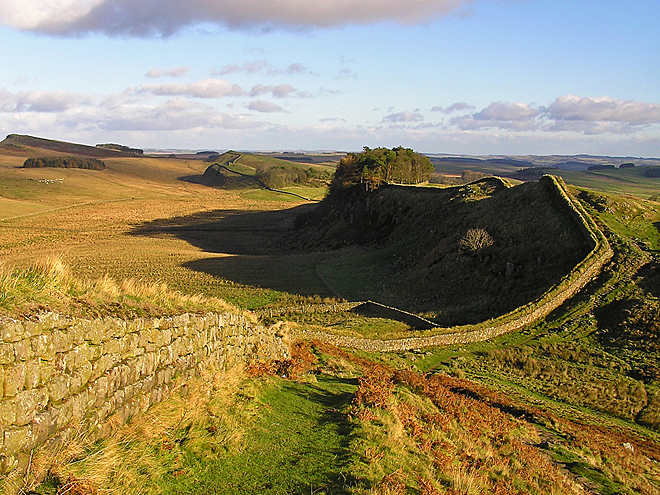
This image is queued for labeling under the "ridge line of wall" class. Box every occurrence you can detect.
[292,175,612,351]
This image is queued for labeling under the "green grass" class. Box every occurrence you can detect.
[161,376,359,494]
[556,168,660,199]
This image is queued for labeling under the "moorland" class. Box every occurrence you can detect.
[1,134,659,494]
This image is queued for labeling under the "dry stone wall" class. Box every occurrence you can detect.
[293,175,613,352]
[0,312,289,475]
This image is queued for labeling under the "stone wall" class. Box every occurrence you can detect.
[293,175,613,352]
[0,312,289,475]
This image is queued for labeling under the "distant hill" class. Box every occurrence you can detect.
[0,134,140,158]
[96,143,144,155]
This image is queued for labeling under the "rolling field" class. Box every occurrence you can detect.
[2,137,660,495]
[0,144,335,312]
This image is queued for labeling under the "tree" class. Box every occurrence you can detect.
[330,146,433,192]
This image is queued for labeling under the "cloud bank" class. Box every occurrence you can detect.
[0,0,477,36]
[1,88,659,156]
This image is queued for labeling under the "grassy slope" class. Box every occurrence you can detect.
[25,342,660,495]
[0,143,332,311]
[2,138,660,493]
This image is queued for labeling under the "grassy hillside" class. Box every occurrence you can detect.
[294,179,593,325]
[2,136,659,494]
[23,341,660,495]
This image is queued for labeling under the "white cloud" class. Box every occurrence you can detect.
[145,67,189,78]
[473,101,540,121]
[431,102,474,113]
[0,89,94,112]
[246,100,285,113]
[334,68,357,79]
[249,84,305,98]
[548,95,660,124]
[0,0,479,37]
[382,111,424,123]
[92,98,258,131]
[141,79,246,98]
[218,60,270,76]
[217,61,313,77]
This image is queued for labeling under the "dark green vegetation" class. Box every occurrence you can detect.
[96,143,144,155]
[190,150,334,191]
[332,146,434,191]
[22,156,106,170]
[294,177,592,326]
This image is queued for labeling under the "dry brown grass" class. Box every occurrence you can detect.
[0,257,247,319]
[19,366,253,495]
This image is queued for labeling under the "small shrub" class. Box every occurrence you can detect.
[460,228,494,252]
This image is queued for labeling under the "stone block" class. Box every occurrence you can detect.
[121,333,142,359]
[3,362,26,397]
[24,359,41,390]
[0,318,23,341]
[84,324,104,345]
[12,339,33,362]
[32,410,57,446]
[110,319,128,339]
[3,425,36,456]
[91,353,120,381]
[68,322,87,345]
[0,343,14,365]
[70,390,91,423]
[92,376,109,408]
[12,388,48,426]
[0,398,16,426]
[51,330,74,354]
[48,374,71,402]
[39,359,56,385]
[32,333,56,361]
[50,399,73,430]
[101,338,122,357]
[70,362,93,394]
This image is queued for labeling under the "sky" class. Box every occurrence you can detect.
[0,0,658,156]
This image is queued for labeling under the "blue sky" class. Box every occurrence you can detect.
[0,0,658,156]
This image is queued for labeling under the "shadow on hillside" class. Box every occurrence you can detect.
[638,257,659,298]
[131,205,314,255]
[130,204,334,297]
[178,173,260,190]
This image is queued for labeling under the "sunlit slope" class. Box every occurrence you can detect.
[0,138,214,221]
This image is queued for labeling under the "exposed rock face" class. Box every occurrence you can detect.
[293,177,593,325]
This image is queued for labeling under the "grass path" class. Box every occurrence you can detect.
[162,376,360,495]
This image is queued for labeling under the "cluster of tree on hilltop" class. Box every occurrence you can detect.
[258,165,332,189]
[331,146,433,192]
[96,143,144,155]
[23,156,106,170]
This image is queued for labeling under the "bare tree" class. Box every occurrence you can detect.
[460,228,494,252]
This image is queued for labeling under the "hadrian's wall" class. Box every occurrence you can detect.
[0,312,289,476]
[293,175,613,352]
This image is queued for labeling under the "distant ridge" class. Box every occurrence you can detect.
[0,134,138,158]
